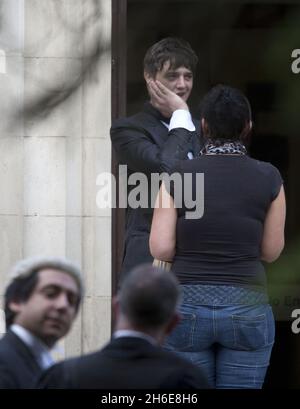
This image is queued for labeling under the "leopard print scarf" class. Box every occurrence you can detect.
[199,140,247,155]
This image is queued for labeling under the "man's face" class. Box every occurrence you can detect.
[11,269,79,347]
[154,61,193,102]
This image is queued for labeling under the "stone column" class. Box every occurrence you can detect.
[0,0,112,357]
[0,0,25,338]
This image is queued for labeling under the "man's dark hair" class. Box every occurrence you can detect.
[4,271,40,328]
[143,37,198,77]
[200,84,252,142]
[118,264,180,331]
[4,257,83,328]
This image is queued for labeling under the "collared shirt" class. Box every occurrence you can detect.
[162,109,196,159]
[113,330,158,346]
[168,109,195,132]
[10,324,54,369]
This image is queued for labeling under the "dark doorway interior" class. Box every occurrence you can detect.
[116,0,300,388]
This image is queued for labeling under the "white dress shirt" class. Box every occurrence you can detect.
[169,109,195,132]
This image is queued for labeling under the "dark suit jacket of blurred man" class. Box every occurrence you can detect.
[0,330,42,388]
[37,335,209,389]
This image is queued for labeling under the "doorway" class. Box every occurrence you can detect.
[112,0,300,388]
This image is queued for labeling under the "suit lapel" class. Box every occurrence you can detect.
[6,330,42,374]
[141,102,170,146]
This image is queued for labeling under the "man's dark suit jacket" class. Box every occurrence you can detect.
[0,330,42,389]
[38,336,209,389]
[110,102,202,274]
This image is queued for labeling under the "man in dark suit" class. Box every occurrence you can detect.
[37,264,209,389]
[110,37,203,275]
[0,257,82,388]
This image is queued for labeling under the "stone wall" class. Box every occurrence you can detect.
[0,0,112,357]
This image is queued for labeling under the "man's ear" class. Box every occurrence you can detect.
[144,70,153,83]
[112,295,120,318]
[8,300,23,314]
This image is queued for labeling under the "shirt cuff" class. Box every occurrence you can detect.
[169,109,196,131]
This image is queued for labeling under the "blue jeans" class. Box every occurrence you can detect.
[164,285,275,389]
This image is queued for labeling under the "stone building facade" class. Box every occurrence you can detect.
[0,0,112,358]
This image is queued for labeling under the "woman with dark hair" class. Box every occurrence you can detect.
[150,84,286,388]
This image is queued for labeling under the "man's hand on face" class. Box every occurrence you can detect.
[147,80,189,118]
